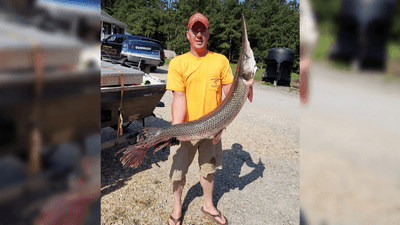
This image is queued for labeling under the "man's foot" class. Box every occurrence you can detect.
[168,207,182,225]
[201,206,228,225]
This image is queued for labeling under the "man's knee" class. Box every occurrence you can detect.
[172,175,186,185]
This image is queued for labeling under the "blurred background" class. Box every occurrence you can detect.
[0,0,101,224]
[311,0,400,72]
[300,0,400,224]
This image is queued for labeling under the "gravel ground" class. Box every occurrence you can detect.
[301,63,400,225]
[101,65,300,224]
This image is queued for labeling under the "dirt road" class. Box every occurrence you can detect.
[101,64,300,224]
[301,62,400,224]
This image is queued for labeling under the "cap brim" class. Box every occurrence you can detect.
[190,21,208,29]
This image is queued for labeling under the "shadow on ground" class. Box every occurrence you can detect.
[101,116,172,197]
[181,143,265,220]
[154,67,168,75]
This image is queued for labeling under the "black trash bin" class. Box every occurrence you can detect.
[262,47,295,86]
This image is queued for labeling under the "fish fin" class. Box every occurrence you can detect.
[154,141,169,153]
[248,85,253,102]
[142,127,160,138]
[212,129,224,145]
[116,143,149,168]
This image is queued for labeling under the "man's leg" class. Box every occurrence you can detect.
[200,173,227,224]
[198,139,226,224]
[169,176,185,225]
[169,141,197,225]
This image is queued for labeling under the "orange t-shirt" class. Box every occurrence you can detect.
[166,52,234,122]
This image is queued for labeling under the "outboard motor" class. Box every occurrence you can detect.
[329,0,397,71]
[262,47,295,86]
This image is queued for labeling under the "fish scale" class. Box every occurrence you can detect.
[117,14,257,168]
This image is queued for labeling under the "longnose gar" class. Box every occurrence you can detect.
[117,14,258,167]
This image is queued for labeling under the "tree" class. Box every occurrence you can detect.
[103,0,299,70]
[101,0,117,15]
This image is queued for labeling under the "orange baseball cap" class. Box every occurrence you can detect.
[188,12,209,29]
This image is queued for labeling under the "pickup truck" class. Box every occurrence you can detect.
[101,34,165,73]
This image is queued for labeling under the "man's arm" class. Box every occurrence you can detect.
[171,91,186,125]
[222,79,254,100]
[222,83,232,97]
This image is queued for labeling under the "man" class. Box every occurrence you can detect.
[300,0,318,104]
[166,12,233,225]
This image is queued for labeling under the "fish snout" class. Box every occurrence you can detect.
[242,71,254,81]
[242,62,258,81]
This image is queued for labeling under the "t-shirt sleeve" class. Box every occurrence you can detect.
[166,57,185,92]
[220,56,234,85]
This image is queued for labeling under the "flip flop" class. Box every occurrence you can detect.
[201,206,229,225]
[168,214,182,225]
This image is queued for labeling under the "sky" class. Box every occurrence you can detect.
[238,0,300,3]
[38,0,100,12]
[38,0,299,12]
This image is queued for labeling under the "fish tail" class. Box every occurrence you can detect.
[118,144,149,168]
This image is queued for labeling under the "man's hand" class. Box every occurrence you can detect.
[245,78,254,102]
[168,137,180,146]
[244,78,254,86]
[300,56,311,104]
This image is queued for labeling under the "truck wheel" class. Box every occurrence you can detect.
[150,66,157,72]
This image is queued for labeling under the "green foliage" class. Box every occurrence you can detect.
[103,0,300,66]
[230,63,236,75]
[389,5,400,44]
[230,63,266,82]
[388,43,400,59]
[101,0,117,15]
[312,33,335,60]
[290,72,299,82]
[254,68,266,81]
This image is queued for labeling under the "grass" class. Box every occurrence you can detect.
[313,33,335,61]
[291,72,299,82]
[166,59,298,86]
[230,63,299,87]
[113,208,127,221]
[313,21,337,61]
[230,63,266,81]
[144,199,153,208]
[385,44,400,82]
[388,43,400,59]
[263,82,275,87]
[255,67,266,81]
[313,32,355,71]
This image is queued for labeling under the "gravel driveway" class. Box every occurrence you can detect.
[101,64,300,224]
[301,62,400,225]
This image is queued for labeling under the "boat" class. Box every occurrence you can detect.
[101,61,167,149]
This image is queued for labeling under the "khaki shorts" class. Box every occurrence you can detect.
[169,138,222,181]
